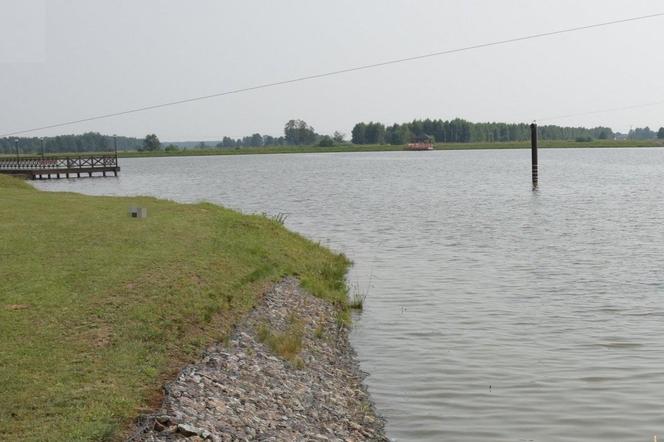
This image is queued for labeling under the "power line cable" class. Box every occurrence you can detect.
[3,11,664,137]
[537,99,664,123]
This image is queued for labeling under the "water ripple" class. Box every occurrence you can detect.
[34,148,664,442]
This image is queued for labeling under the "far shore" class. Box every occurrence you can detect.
[3,139,663,160]
[119,139,664,158]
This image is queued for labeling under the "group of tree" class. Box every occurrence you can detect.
[627,126,664,140]
[351,119,616,145]
[4,121,662,155]
[212,120,346,148]
[352,122,387,145]
[208,120,320,148]
[0,132,143,155]
[215,134,288,148]
[139,134,161,151]
[284,119,317,145]
[0,120,349,155]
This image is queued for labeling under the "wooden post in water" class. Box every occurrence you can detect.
[114,135,119,176]
[530,122,538,188]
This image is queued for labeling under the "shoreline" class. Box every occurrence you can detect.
[3,140,662,162]
[117,140,664,158]
[130,278,387,441]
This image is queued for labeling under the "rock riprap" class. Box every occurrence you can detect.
[131,278,386,441]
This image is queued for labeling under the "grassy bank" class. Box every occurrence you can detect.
[0,175,350,441]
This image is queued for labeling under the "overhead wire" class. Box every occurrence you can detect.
[2,11,664,137]
[536,99,664,123]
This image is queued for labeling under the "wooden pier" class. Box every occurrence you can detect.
[0,155,120,180]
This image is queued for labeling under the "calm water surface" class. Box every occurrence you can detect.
[35,149,664,441]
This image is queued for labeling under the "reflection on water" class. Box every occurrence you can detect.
[34,148,664,441]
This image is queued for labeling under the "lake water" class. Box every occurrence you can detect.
[34,149,664,441]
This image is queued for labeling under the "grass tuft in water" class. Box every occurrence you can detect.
[348,278,373,311]
[262,211,288,225]
[349,291,366,310]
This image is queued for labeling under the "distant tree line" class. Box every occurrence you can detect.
[351,119,617,144]
[627,126,664,140]
[212,120,333,148]
[0,132,142,155]
[4,121,662,155]
[186,121,664,148]
[211,120,346,148]
[215,134,288,148]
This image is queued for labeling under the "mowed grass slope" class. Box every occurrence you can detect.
[0,175,349,441]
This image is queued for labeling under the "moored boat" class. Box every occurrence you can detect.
[405,135,434,151]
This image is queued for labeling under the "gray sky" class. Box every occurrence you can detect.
[1,0,663,139]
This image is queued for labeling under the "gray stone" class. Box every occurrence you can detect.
[177,423,203,437]
[130,278,386,441]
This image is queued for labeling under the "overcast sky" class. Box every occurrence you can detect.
[1,0,663,140]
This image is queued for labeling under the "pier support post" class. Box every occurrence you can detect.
[14,139,19,164]
[530,123,538,188]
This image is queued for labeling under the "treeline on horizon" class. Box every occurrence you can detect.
[0,132,142,155]
[353,119,613,145]
[2,120,664,154]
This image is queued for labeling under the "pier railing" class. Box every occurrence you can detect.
[0,155,120,179]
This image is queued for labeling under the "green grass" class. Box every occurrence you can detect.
[256,313,305,366]
[0,174,350,441]
[348,292,366,310]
